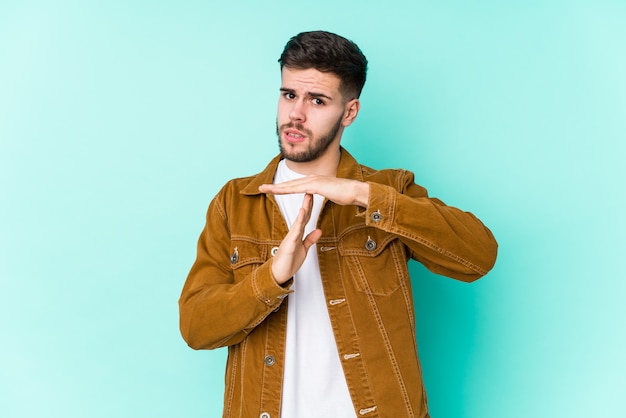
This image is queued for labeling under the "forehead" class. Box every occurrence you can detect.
[280,67,342,96]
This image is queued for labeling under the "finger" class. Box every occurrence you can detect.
[294,195,313,237]
[294,193,313,229]
[300,193,314,223]
[284,194,313,242]
[259,177,319,195]
[258,184,294,195]
[303,229,322,250]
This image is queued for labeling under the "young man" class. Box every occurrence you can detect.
[179,31,498,418]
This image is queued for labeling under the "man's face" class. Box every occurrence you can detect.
[276,67,351,163]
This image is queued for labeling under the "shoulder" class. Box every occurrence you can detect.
[214,172,264,202]
[359,164,425,193]
[340,148,415,187]
[206,172,266,225]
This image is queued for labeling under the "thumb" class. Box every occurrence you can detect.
[302,229,322,251]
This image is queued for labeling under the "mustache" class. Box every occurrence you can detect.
[277,122,313,137]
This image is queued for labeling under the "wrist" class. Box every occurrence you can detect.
[270,258,290,285]
[356,182,370,207]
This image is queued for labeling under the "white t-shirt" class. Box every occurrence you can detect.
[274,160,355,418]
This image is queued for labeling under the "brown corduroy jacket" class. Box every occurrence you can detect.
[179,148,498,418]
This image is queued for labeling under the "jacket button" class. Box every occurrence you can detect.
[230,249,239,264]
[260,413,270,418]
[370,211,382,222]
[365,237,377,251]
[264,355,275,366]
[271,246,279,256]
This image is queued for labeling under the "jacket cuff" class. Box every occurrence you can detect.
[251,260,293,308]
[365,181,396,231]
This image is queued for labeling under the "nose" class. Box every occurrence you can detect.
[289,99,305,122]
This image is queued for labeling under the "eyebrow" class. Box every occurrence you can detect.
[280,88,334,101]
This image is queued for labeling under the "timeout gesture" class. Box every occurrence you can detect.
[260,176,370,285]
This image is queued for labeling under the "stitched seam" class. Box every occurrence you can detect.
[212,334,236,350]
[248,267,279,329]
[251,267,270,305]
[331,207,377,412]
[388,180,397,228]
[224,345,237,417]
[339,278,376,413]
[398,231,488,275]
[259,321,269,414]
[239,339,247,418]
[215,198,230,236]
[337,223,487,275]
[353,258,414,417]
[251,267,263,301]
[393,170,487,275]
[400,280,416,343]
[249,314,271,329]
[393,244,416,343]
[335,222,378,240]
[345,252,403,296]
[231,235,282,246]
[397,170,405,192]
[232,258,265,269]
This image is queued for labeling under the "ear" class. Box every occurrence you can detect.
[341,99,360,127]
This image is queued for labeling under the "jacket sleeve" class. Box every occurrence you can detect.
[365,170,498,282]
[178,194,292,350]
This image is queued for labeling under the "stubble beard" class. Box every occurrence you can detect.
[276,117,343,163]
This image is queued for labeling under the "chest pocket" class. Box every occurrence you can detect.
[229,239,269,282]
[338,227,409,296]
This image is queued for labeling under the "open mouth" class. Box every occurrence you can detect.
[284,129,307,143]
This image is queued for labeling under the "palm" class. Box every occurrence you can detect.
[271,194,322,285]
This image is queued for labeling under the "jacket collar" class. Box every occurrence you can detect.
[240,147,363,196]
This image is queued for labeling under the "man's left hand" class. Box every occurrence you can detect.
[259,176,370,207]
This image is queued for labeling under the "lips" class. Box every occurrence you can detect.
[284,128,307,144]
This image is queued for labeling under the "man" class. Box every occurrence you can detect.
[179,31,497,418]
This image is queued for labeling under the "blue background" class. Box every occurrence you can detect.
[1,1,625,417]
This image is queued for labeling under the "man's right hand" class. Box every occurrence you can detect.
[271,193,322,285]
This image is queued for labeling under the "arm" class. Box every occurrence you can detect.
[364,171,497,282]
[260,170,497,282]
[178,195,287,350]
[179,192,321,350]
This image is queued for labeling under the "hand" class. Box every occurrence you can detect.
[259,176,370,207]
[271,193,323,285]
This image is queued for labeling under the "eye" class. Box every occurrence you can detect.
[283,92,296,100]
[312,98,325,106]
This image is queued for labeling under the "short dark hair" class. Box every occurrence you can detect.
[278,31,368,100]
